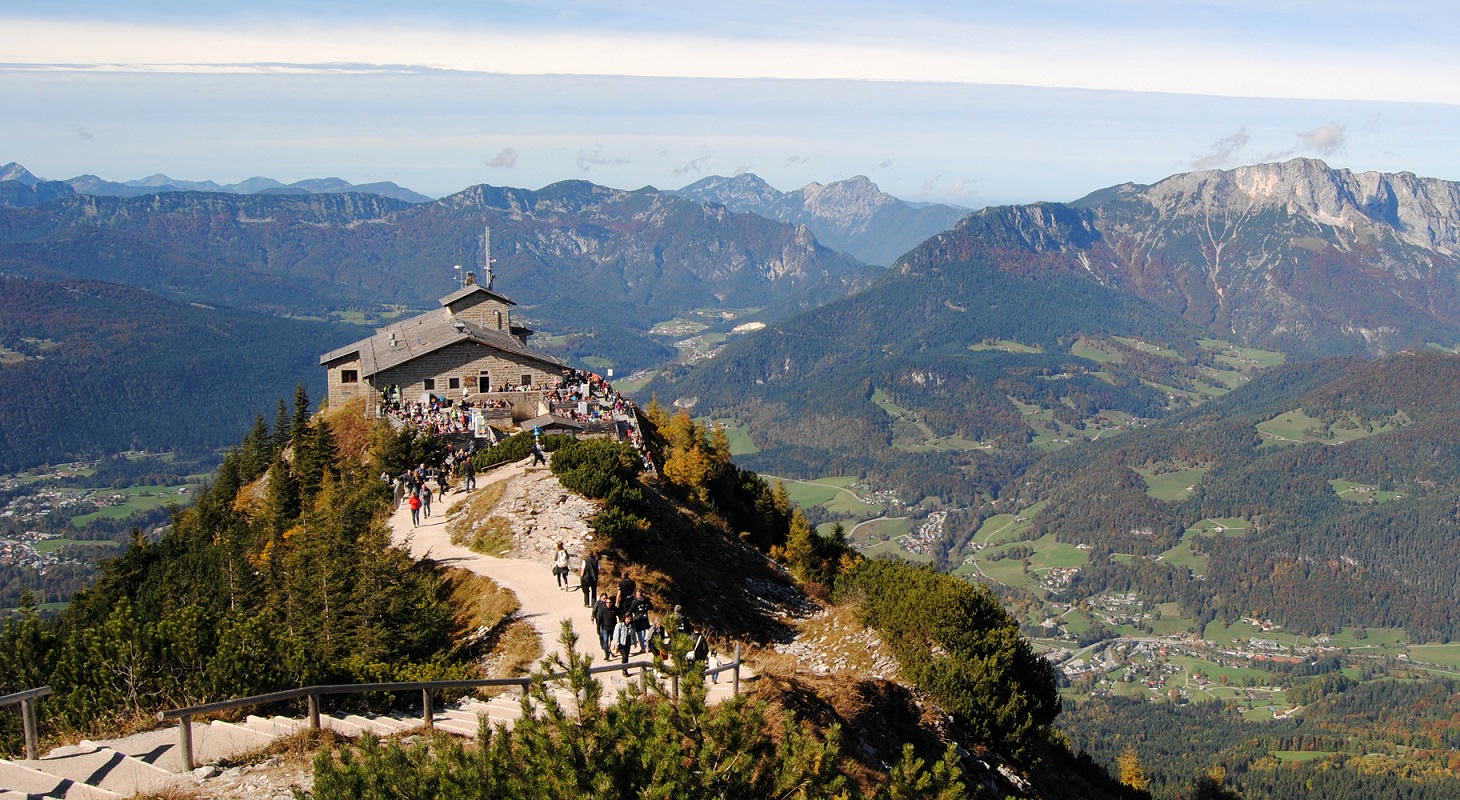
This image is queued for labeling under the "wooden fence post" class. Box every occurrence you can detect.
[732,643,741,698]
[671,672,680,702]
[421,688,434,730]
[20,697,39,761]
[307,692,321,730]
[178,715,194,771]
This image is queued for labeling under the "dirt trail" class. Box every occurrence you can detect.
[387,458,614,671]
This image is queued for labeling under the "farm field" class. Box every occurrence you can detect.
[1185,517,1249,537]
[33,539,121,556]
[968,339,1042,353]
[1328,479,1403,503]
[71,484,198,526]
[1134,466,1209,501]
[1256,408,1410,445]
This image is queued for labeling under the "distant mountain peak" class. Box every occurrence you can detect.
[675,172,965,266]
[1126,158,1460,256]
[0,162,41,185]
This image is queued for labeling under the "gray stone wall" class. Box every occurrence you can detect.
[323,355,367,411]
[445,294,513,332]
[371,340,563,415]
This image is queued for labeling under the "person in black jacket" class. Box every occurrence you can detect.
[580,553,600,608]
[592,595,618,661]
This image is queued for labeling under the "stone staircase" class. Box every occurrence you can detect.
[2,673,746,798]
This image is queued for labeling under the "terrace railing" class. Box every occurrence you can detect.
[158,645,740,770]
[1,685,51,760]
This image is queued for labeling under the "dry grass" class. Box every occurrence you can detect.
[321,397,373,464]
[488,620,544,682]
[443,567,519,632]
[258,728,348,765]
[446,480,515,556]
[440,567,541,688]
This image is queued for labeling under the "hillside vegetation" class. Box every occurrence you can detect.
[0,276,364,470]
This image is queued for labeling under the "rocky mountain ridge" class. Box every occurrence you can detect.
[675,173,967,266]
[0,161,431,204]
[928,158,1460,357]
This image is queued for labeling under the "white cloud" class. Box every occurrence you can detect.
[576,145,629,173]
[4,16,1460,104]
[486,147,517,168]
[1299,122,1346,155]
[672,151,713,176]
[1190,128,1251,169]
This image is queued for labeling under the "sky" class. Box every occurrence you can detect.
[4,1,1460,207]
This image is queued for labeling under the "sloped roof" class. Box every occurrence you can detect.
[320,308,563,377]
[439,282,516,308]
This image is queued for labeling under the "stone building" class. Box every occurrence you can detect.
[319,274,567,418]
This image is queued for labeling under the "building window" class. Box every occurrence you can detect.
[423,379,436,391]
[448,377,460,389]
[340,370,358,384]
[521,374,532,387]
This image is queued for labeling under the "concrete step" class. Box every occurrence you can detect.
[239,714,294,738]
[268,715,311,736]
[429,713,481,738]
[341,714,416,736]
[19,743,178,797]
[319,715,368,738]
[0,758,122,799]
[461,697,524,720]
[196,720,275,764]
[95,726,189,773]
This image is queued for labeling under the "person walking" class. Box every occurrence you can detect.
[530,438,547,466]
[462,456,476,491]
[420,483,432,518]
[593,595,618,661]
[553,542,571,590]
[580,552,600,607]
[408,492,421,527]
[630,589,653,655]
[612,611,634,676]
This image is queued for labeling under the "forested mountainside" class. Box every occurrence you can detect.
[674,173,966,266]
[0,179,874,374]
[651,211,1255,507]
[1008,350,1460,641]
[1,397,1137,799]
[0,276,362,471]
[948,158,1460,358]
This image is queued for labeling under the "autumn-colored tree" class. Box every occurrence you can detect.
[1117,744,1149,790]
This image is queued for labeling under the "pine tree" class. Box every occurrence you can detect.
[273,397,292,452]
[292,384,312,442]
[239,413,272,481]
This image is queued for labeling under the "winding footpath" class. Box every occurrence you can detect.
[388,459,601,667]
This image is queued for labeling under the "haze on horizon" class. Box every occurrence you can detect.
[3,1,1459,207]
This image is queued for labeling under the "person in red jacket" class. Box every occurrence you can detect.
[408,492,422,527]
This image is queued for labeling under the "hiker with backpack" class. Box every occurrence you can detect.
[580,552,600,607]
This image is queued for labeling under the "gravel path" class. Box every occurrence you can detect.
[388,458,609,669]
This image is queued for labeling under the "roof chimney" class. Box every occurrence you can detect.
[464,271,477,286]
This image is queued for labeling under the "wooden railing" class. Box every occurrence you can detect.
[158,645,740,771]
[1,685,51,760]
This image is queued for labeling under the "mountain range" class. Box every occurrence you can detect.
[674,173,966,266]
[999,158,1460,358]
[0,178,876,375]
[0,162,432,204]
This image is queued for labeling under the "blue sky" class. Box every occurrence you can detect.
[4,2,1459,205]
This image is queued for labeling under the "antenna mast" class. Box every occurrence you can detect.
[483,225,495,289]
